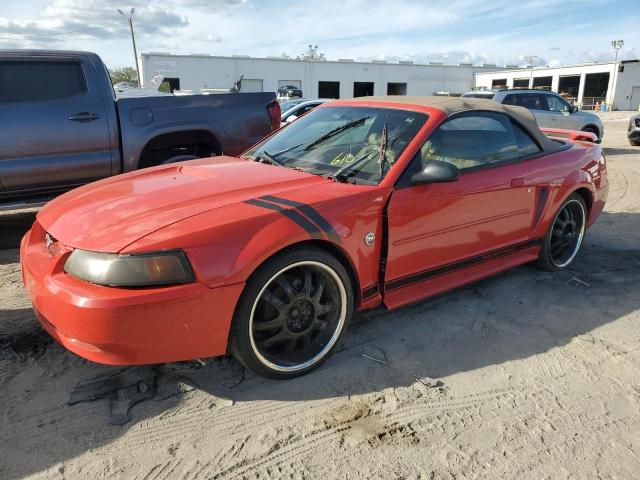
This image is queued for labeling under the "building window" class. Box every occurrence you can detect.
[353,81,374,97]
[532,76,552,90]
[491,78,507,89]
[318,81,340,99]
[387,82,407,95]
[513,78,529,88]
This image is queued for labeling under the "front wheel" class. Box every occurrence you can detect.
[537,194,587,271]
[230,247,353,379]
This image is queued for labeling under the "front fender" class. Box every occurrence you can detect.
[121,201,354,288]
[122,188,386,299]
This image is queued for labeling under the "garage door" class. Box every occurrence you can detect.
[631,86,640,111]
[241,79,263,92]
[278,80,301,89]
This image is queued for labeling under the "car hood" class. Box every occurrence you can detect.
[38,156,328,252]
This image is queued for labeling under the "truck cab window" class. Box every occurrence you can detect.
[0,61,86,103]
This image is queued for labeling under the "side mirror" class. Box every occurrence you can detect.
[285,114,298,123]
[411,160,460,185]
[571,105,579,113]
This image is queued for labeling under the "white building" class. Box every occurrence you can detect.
[140,53,512,99]
[474,60,640,111]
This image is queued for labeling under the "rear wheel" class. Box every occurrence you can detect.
[230,247,353,379]
[630,139,640,147]
[537,194,587,271]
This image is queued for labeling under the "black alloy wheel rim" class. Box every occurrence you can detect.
[549,200,585,267]
[250,263,344,370]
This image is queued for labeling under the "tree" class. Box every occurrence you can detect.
[297,45,326,61]
[109,66,139,85]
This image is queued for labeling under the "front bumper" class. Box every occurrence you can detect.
[20,222,244,365]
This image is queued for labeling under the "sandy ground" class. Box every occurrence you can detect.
[1,114,639,480]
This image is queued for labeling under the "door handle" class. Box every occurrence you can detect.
[511,178,527,187]
[68,112,100,122]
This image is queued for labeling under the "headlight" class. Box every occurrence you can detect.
[64,249,195,287]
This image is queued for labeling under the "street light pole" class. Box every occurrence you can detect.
[118,8,141,87]
[608,40,624,110]
[524,55,538,88]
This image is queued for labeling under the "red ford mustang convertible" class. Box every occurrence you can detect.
[21,97,608,379]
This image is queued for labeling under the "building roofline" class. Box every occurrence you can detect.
[476,59,640,76]
[140,52,516,70]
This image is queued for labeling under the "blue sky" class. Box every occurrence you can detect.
[1,0,638,70]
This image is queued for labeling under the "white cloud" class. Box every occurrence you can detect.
[0,0,636,69]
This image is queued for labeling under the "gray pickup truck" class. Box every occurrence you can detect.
[0,50,280,207]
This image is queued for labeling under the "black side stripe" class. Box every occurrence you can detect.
[260,195,341,243]
[385,237,543,292]
[362,284,379,301]
[244,199,322,238]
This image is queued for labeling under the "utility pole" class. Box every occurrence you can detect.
[524,55,538,88]
[610,40,624,109]
[118,8,141,87]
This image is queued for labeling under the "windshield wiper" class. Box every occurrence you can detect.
[255,150,286,167]
[304,117,369,151]
[379,121,388,181]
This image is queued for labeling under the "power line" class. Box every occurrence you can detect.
[0,22,128,40]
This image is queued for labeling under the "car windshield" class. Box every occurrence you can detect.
[245,106,428,185]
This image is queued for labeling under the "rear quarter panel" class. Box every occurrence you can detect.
[529,140,606,238]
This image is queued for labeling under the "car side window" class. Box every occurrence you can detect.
[0,60,86,104]
[503,93,549,111]
[547,95,571,113]
[419,112,520,170]
[511,121,542,157]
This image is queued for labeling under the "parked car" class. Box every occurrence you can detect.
[0,50,280,208]
[21,96,608,379]
[277,84,303,98]
[628,113,640,146]
[460,89,497,99]
[484,89,604,142]
[281,99,329,126]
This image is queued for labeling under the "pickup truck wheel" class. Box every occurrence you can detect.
[230,247,353,379]
[537,194,587,271]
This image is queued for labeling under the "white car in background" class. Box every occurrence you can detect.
[280,99,329,126]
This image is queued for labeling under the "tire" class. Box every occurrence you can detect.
[630,139,640,147]
[230,247,353,379]
[537,193,587,271]
[582,126,601,143]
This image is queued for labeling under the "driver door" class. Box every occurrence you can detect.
[384,111,541,308]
